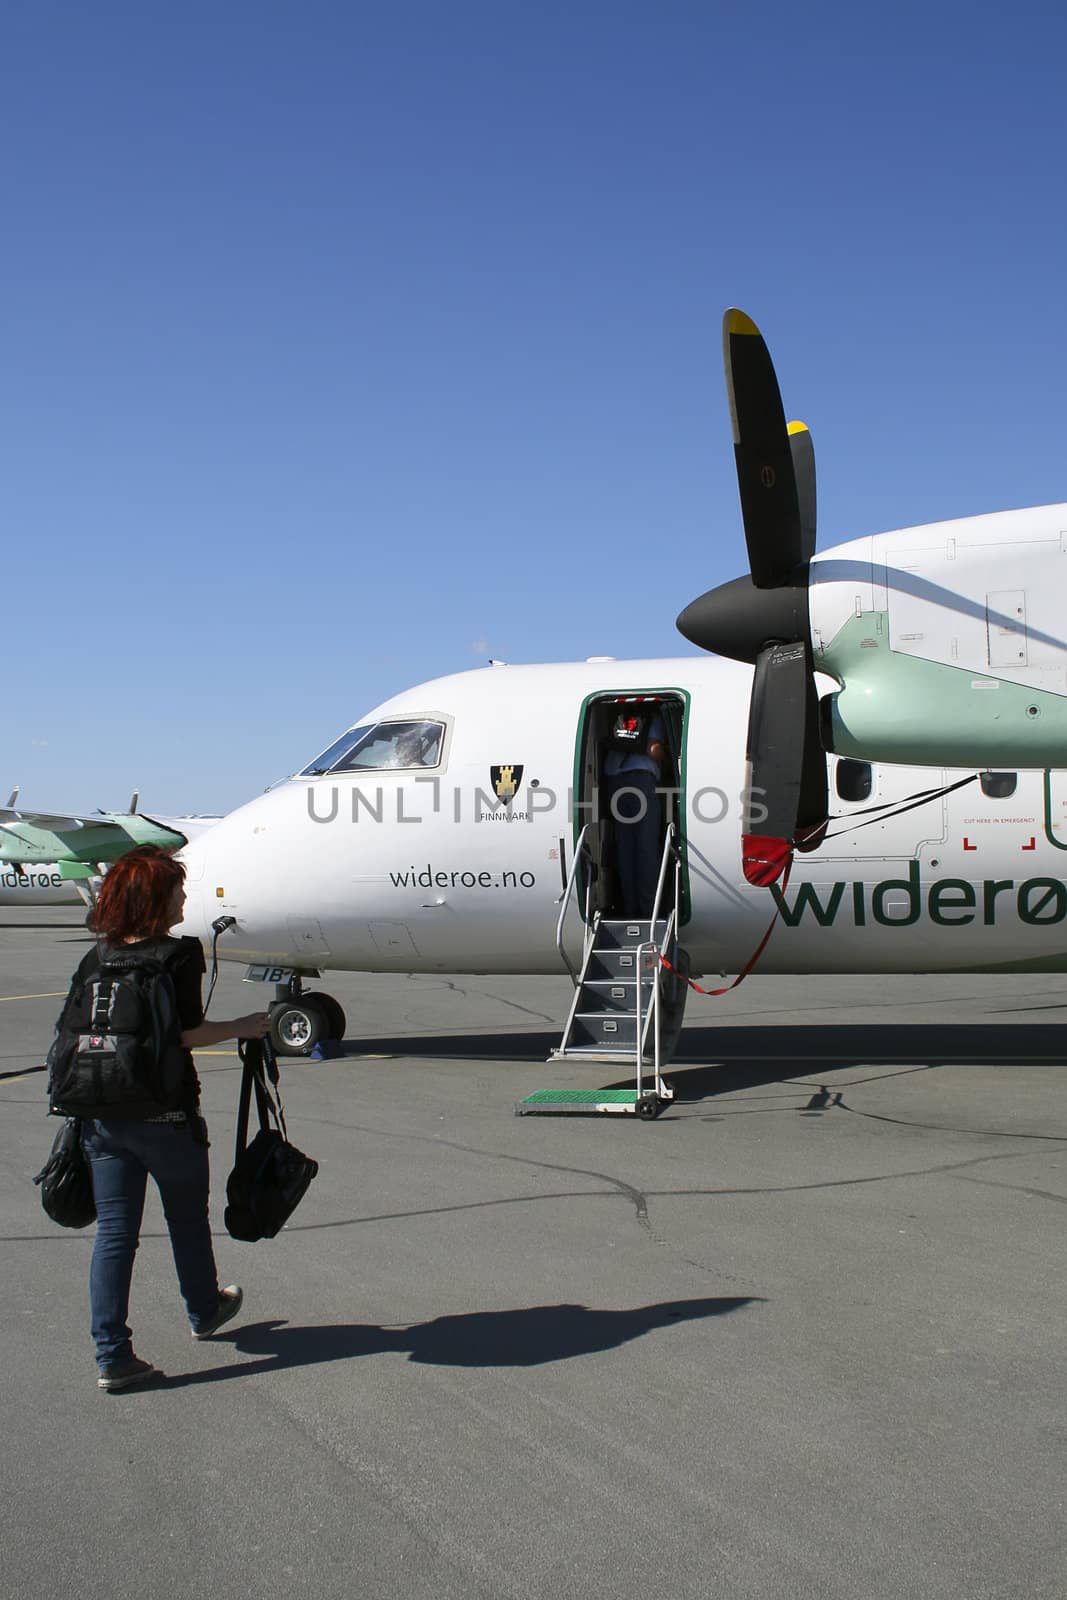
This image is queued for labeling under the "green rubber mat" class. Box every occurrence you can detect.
[515,1088,639,1115]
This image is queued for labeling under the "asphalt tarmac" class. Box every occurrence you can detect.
[2,910,1066,1600]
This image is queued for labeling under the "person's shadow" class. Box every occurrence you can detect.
[162,1296,759,1387]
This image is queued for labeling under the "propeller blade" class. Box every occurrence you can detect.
[723,309,803,588]
[742,642,808,885]
[679,312,828,882]
[788,421,816,565]
[794,669,829,852]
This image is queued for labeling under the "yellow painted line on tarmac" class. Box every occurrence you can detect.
[196,1048,396,1059]
[0,991,67,1001]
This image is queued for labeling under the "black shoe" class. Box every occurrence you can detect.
[97,1356,159,1391]
[192,1285,243,1340]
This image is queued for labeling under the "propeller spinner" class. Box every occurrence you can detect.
[677,310,828,886]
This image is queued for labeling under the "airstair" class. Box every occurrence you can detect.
[517,824,689,1118]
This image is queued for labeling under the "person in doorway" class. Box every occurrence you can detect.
[602,706,668,920]
[72,846,269,1391]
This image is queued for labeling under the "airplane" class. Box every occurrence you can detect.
[0,789,221,906]
[173,309,1067,1068]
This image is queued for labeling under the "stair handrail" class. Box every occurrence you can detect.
[648,821,679,936]
[636,826,683,1095]
[555,823,595,984]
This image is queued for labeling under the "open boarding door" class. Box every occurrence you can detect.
[571,689,691,926]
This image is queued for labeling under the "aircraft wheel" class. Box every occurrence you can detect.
[269,1000,325,1056]
[303,992,346,1040]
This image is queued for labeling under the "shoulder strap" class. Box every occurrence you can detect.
[98,936,185,967]
[74,943,104,982]
[119,934,183,966]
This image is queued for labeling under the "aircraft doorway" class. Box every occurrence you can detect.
[573,690,689,925]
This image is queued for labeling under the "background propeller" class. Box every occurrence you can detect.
[677,309,827,886]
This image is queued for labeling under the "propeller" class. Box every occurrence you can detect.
[677,309,827,886]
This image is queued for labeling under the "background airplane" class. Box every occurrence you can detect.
[0,789,221,905]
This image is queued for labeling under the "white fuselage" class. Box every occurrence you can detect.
[176,653,1067,978]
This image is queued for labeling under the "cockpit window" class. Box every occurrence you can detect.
[300,720,445,776]
[300,725,375,776]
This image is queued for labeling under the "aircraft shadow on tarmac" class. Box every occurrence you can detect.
[342,1022,1067,1099]
[654,1023,1067,1100]
[160,1297,757,1387]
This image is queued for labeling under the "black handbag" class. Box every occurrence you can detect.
[224,1037,318,1242]
[34,1117,97,1229]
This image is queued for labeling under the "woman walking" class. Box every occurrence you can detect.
[72,845,268,1390]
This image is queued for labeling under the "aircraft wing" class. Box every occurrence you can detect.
[0,808,86,831]
[0,806,187,865]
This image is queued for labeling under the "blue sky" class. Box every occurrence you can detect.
[4,1,1067,814]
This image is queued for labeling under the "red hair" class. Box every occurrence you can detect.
[89,845,186,942]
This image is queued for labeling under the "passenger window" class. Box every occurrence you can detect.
[979,771,1017,799]
[835,758,872,803]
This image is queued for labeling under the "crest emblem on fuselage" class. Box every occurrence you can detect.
[490,764,523,804]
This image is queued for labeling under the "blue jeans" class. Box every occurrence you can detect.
[605,769,663,919]
[81,1118,221,1366]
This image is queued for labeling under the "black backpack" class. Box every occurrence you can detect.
[47,938,193,1119]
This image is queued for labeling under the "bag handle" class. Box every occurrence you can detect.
[234,1037,289,1164]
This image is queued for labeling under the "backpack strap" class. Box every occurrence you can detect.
[74,943,104,982]
[89,974,117,1034]
[95,935,183,975]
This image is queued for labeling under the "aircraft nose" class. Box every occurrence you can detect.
[173,802,268,952]
[170,786,298,960]
[175,835,212,944]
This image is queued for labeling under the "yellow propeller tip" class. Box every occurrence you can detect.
[787,419,809,435]
[725,308,761,337]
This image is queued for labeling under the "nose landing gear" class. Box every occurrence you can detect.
[268,977,347,1057]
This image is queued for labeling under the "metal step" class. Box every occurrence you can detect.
[583,946,644,982]
[593,918,669,951]
[569,1012,639,1050]
[577,977,653,1015]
